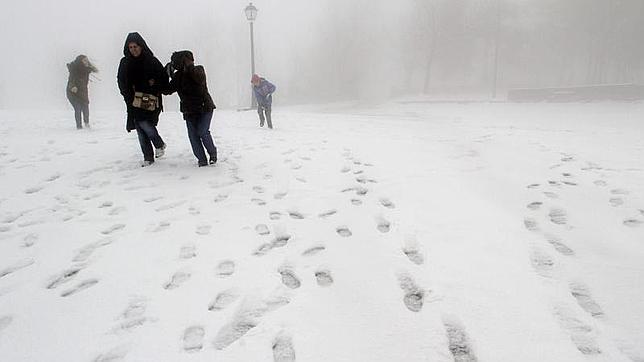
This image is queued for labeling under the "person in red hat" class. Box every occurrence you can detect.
[251,74,276,128]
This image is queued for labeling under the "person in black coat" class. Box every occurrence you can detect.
[117,32,169,167]
[164,50,217,167]
[66,55,98,129]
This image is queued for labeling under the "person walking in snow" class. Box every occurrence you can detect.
[117,32,168,167]
[164,50,217,167]
[251,74,276,129]
[66,55,98,129]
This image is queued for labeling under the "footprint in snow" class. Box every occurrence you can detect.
[273,332,296,362]
[545,235,574,256]
[351,199,362,206]
[209,289,240,311]
[98,201,114,208]
[554,306,601,355]
[269,211,282,220]
[101,224,125,235]
[164,271,190,290]
[288,211,305,220]
[150,221,171,233]
[109,207,127,216]
[543,192,559,199]
[93,345,129,362]
[318,209,337,218]
[611,189,629,195]
[61,279,98,297]
[609,197,624,207]
[22,233,38,248]
[570,282,604,317]
[24,185,44,194]
[0,258,35,279]
[403,247,424,265]
[336,226,352,237]
[216,261,235,278]
[143,196,163,203]
[183,326,205,353]
[213,304,265,350]
[302,245,325,256]
[47,267,83,289]
[380,198,395,209]
[315,270,334,287]
[376,217,391,233]
[530,248,555,278]
[623,219,643,227]
[593,180,607,187]
[527,183,540,189]
[397,273,425,312]
[253,186,265,194]
[179,244,197,259]
[214,194,228,203]
[549,208,568,225]
[255,224,270,235]
[45,173,61,182]
[340,167,351,173]
[195,224,212,235]
[73,239,113,263]
[442,316,478,361]
[274,192,287,200]
[527,201,542,210]
[279,268,301,289]
[252,198,267,206]
[524,218,539,231]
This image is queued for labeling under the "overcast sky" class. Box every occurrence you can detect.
[2,1,642,110]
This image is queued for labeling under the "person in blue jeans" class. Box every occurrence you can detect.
[117,32,168,167]
[251,74,276,129]
[164,50,217,167]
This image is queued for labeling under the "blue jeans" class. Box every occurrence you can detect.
[135,119,165,162]
[70,99,89,129]
[185,111,217,165]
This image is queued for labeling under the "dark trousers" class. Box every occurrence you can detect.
[71,100,89,129]
[258,99,272,128]
[135,120,165,162]
[185,111,217,165]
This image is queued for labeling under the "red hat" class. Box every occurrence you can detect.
[251,74,260,84]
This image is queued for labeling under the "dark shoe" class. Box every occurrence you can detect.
[198,161,208,167]
[209,152,217,165]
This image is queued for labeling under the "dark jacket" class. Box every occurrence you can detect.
[66,56,97,104]
[117,32,168,131]
[253,78,276,107]
[164,51,216,120]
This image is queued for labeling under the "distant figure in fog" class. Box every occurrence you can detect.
[251,74,276,129]
[164,50,218,167]
[66,55,98,129]
[117,32,168,167]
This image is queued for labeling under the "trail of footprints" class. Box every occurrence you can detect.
[523,153,643,357]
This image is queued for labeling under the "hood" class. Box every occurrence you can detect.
[123,32,154,58]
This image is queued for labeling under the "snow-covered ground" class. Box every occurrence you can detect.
[1,101,643,361]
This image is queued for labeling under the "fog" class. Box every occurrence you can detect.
[1,0,643,110]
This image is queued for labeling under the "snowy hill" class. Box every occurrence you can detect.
[1,102,643,361]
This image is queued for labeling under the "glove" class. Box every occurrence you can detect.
[70,86,78,93]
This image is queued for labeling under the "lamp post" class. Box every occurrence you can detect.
[245,2,258,108]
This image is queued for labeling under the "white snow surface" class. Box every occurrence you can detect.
[0,102,643,361]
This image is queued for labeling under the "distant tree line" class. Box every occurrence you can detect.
[280,0,644,101]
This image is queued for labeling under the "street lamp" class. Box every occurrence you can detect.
[245,2,258,108]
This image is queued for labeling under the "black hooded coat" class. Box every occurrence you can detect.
[66,55,97,104]
[117,32,168,131]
